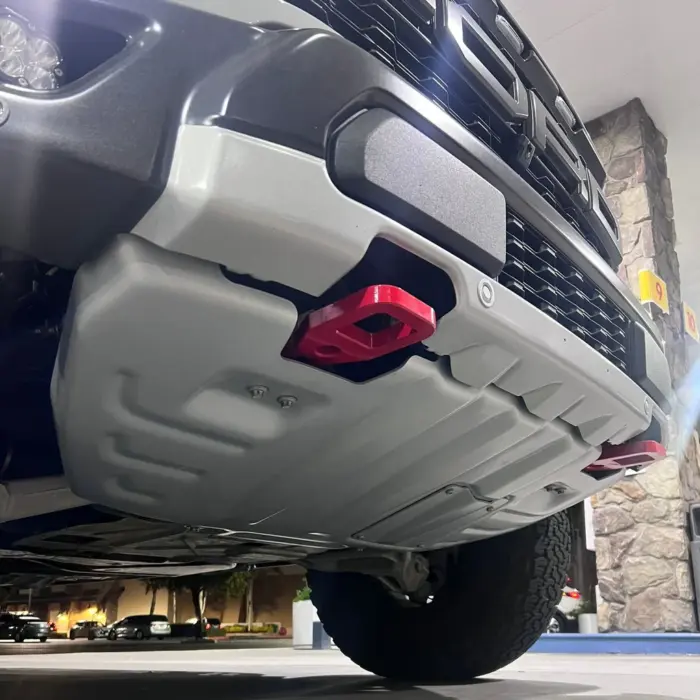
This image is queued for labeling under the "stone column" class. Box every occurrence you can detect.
[586,99,699,632]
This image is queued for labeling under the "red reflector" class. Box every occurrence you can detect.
[584,440,666,473]
[290,285,437,365]
[566,591,581,599]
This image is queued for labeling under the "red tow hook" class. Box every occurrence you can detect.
[289,285,437,365]
[583,440,666,473]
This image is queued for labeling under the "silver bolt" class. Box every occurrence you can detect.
[356,534,365,540]
[477,279,495,308]
[486,506,495,513]
[445,487,456,496]
[248,385,268,400]
[0,100,7,126]
[277,395,297,409]
[644,398,651,415]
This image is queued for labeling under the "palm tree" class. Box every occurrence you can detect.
[221,571,255,630]
[168,574,208,638]
[143,579,162,615]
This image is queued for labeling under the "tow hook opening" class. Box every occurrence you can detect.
[285,284,437,366]
[582,439,666,480]
[275,237,456,382]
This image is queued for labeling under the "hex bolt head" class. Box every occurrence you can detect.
[248,385,268,400]
[445,487,457,496]
[477,279,495,308]
[277,395,298,409]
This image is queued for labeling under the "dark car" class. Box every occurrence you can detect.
[185,616,221,631]
[0,613,50,643]
[106,614,171,641]
[69,620,106,640]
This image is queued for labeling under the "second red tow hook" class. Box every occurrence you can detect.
[583,440,666,473]
[288,284,437,365]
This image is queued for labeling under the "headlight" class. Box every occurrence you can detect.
[0,10,63,90]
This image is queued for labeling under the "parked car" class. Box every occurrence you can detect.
[0,613,50,643]
[547,580,582,633]
[185,616,221,631]
[0,0,671,683]
[106,615,171,641]
[69,620,106,640]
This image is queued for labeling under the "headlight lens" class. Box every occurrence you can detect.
[0,10,62,90]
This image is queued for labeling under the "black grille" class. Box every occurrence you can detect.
[284,0,631,371]
[286,0,609,257]
[501,212,629,372]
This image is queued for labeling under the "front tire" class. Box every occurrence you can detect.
[308,512,571,682]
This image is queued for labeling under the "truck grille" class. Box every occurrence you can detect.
[286,0,630,372]
[501,212,629,372]
[287,0,613,257]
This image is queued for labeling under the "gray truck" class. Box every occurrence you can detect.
[0,0,670,682]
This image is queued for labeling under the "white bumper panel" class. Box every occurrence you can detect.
[52,126,659,549]
[132,126,656,446]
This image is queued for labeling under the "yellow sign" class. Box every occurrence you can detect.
[638,269,669,314]
[684,303,699,342]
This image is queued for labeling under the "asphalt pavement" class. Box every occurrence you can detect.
[0,642,697,700]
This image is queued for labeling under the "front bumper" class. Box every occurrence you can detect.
[36,0,670,550]
[53,121,669,550]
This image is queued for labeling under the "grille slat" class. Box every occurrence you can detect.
[285,0,631,373]
[288,0,611,253]
[502,213,629,372]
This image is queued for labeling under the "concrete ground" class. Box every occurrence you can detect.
[0,642,697,700]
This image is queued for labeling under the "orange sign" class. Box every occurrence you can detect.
[638,269,669,314]
[684,303,699,342]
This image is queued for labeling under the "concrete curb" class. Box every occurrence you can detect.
[531,633,700,655]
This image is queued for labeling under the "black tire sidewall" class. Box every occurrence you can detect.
[309,512,571,682]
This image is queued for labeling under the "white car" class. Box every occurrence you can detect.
[548,581,582,633]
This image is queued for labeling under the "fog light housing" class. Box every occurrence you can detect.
[0,9,63,90]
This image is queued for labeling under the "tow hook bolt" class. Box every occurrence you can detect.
[277,396,297,409]
[248,386,268,400]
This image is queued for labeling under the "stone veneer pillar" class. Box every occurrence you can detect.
[585,99,700,632]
